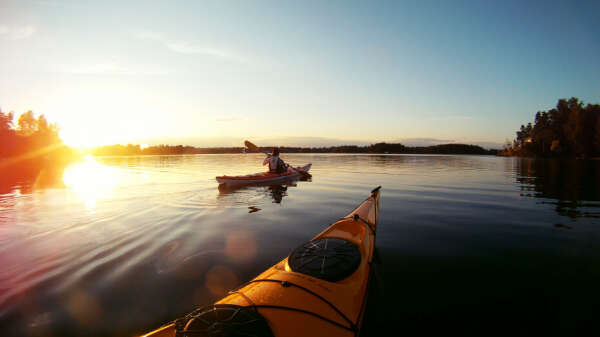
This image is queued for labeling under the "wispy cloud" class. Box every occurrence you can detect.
[135,31,246,63]
[0,25,36,40]
[55,63,170,76]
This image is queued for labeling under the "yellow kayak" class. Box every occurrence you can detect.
[142,186,381,337]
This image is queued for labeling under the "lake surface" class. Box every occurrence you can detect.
[1,154,599,336]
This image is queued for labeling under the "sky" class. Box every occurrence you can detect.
[1,0,599,149]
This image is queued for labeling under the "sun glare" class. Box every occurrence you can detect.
[50,87,167,149]
[60,128,119,149]
[62,156,122,211]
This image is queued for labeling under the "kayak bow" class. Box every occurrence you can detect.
[142,186,381,337]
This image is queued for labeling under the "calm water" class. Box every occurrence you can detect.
[1,154,599,336]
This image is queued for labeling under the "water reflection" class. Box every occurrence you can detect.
[515,159,600,219]
[0,159,67,196]
[62,156,123,211]
[4,154,600,337]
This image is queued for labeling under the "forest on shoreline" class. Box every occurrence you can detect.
[0,109,75,193]
[500,97,600,158]
[0,109,73,164]
[89,142,497,156]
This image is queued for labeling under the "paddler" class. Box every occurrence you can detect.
[263,147,288,173]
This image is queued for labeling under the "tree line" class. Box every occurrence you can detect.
[90,144,246,156]
[90,142,496,156]
[0,109,70,160]
[501,98,600,158]
[1,109,74,194]
[277,143,495,154]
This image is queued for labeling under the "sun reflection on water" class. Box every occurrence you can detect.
[62,156,122,211]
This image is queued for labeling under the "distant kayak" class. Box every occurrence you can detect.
[216,163,312,187]
[142,186,381,337]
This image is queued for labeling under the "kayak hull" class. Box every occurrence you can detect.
[142,186,381,337]
[216,163,312,187]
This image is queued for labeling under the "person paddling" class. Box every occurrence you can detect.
[263,147,288,173]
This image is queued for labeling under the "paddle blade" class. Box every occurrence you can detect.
[293,164,312,178]
[244,140,261,153]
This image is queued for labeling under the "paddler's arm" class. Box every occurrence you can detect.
[262,155,271,165]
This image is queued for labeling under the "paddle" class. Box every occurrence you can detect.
[243,140,311,177]
[244,140,268,155]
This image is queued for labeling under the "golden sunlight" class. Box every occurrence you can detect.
[59,127,126,149]
[62,156,122,211]
[51,88,167,148]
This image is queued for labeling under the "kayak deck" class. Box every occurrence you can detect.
[142,186,380,337]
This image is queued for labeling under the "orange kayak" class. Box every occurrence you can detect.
[142,186,381,337]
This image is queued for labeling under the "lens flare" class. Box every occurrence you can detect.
[225,230,257,263]
[204,265,238,298]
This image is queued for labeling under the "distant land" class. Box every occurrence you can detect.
[131,136,504,150]
[89,143,498,156]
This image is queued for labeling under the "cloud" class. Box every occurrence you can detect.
[135,31,245,63]
[0,25,36,40]
[56,63,170,75]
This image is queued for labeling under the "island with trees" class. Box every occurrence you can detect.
[500,98,600,158]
